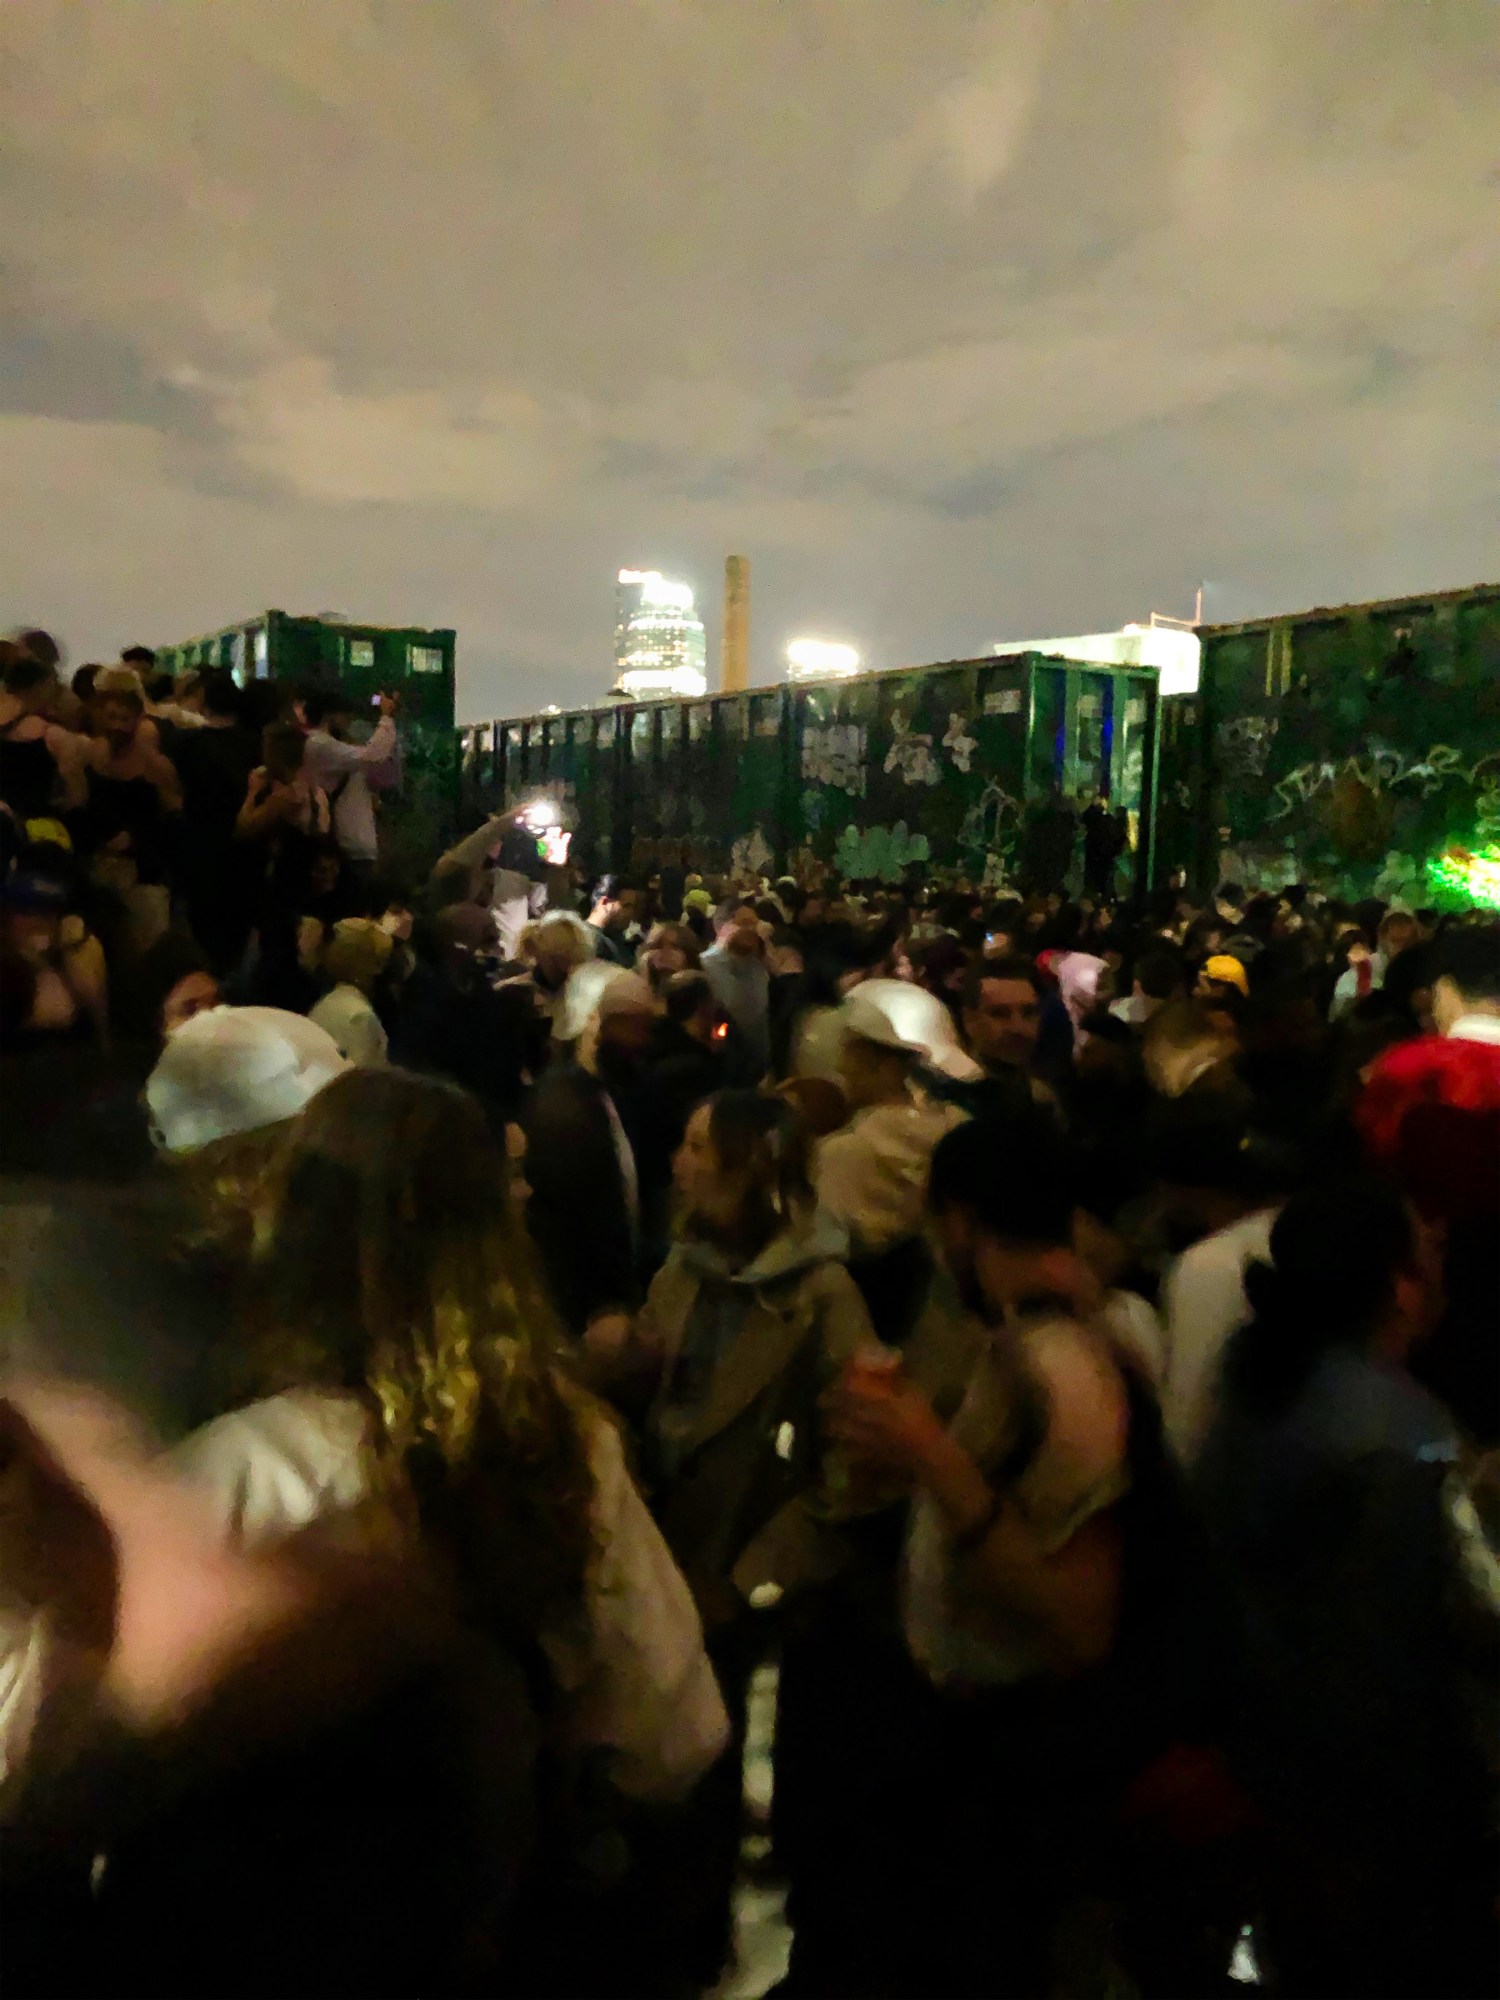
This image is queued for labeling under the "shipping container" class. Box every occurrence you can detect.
[461,653,1163,897]
[1195,582,1500,905]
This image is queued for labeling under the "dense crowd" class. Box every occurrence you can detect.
[1,627,1498,1999]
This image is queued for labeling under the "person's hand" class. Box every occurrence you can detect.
[824,1366,947,1481]
[378,692,399,719]
[4,1381,302,1727]
[583,1312,634,1364]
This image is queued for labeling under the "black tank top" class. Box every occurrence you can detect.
[0,724,59,821]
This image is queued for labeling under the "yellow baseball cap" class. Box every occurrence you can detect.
[1203,953,1249,996]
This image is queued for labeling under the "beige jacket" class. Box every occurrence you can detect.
[815,1094,967,1255]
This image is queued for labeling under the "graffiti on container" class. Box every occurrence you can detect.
[731,827,774,878]
[801,723,868,796]
[958,778,1022,860]
[1268,743,1479,821]
[884,708,942,787]
[942,713,978,775]
[834,820,931,881]
[1216,715,1279,779]
[1473,758,1500,843]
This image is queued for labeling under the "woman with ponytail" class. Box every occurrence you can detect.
[1197,1180,1497,1998]
[591,1086,881,1983]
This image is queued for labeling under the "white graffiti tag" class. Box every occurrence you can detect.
[942,713,978,774]
[1268,743,1479,821]
[884,709,942,787]
[800,723,868,796]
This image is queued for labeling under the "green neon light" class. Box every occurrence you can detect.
[1427,844,1500,911]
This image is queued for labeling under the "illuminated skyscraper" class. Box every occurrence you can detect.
[613,569,708,699]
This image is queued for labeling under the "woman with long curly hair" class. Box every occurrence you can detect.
[177,1067,727,1820]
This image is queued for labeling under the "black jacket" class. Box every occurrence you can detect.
[523,1062,642,1333]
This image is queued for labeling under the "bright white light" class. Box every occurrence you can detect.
[518,795,562,833]
[618,567,694,611]
[620,666,708,698]
[786,637,861,680]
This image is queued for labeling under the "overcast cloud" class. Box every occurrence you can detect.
[2,0,1496,718]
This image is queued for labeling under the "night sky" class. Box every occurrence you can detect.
[3,0,1496,719]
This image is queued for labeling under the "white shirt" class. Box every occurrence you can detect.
[1159,1208,1277,1464]
[1329,952,1387,1021]
[175,1388,728,1801]
[303,717,396,863]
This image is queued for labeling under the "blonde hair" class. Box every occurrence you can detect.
[322,918,394,991]
[244,1069,598,1628]
[520,911,593,970]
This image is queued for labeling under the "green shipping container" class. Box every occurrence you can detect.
[464,653,1163,897]
[1197,583,1500,906]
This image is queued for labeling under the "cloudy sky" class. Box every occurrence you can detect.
[3,0,1496,719]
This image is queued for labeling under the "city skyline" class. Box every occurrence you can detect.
[3,3,1495,721]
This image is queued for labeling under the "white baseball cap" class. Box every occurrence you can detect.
[839,979,982,1083]
[553,960,655,1043]
[146,1005,348,1153]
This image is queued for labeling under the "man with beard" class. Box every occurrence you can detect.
[522,969,659,1340]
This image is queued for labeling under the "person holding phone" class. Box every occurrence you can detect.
[300,688,398,878]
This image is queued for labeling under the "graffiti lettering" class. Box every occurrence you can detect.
[884,709,942,787]
[1268,743,1485,821]
[959,777,1021,859]
[801,723,867,796]
[1216,715,1279,779]
[942,713,978,775]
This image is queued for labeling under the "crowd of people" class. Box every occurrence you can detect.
[1,626,1498,1999]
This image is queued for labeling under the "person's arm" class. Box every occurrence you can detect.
[307,714,396,776]
[43,725,90,812]
[56,921,110,1045]
[235,770,285,840]
[432,809,520,885]
[140,740,183,813]
[828,1335,1128,1671]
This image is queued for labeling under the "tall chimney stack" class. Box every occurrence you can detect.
[721,554,749,693]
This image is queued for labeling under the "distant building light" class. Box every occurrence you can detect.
[786,637,861,681]
[619,666,708,699]
[613,565,705,698]
[617,567,694,612]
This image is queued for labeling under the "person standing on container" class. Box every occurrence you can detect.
[300,688,399,883]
